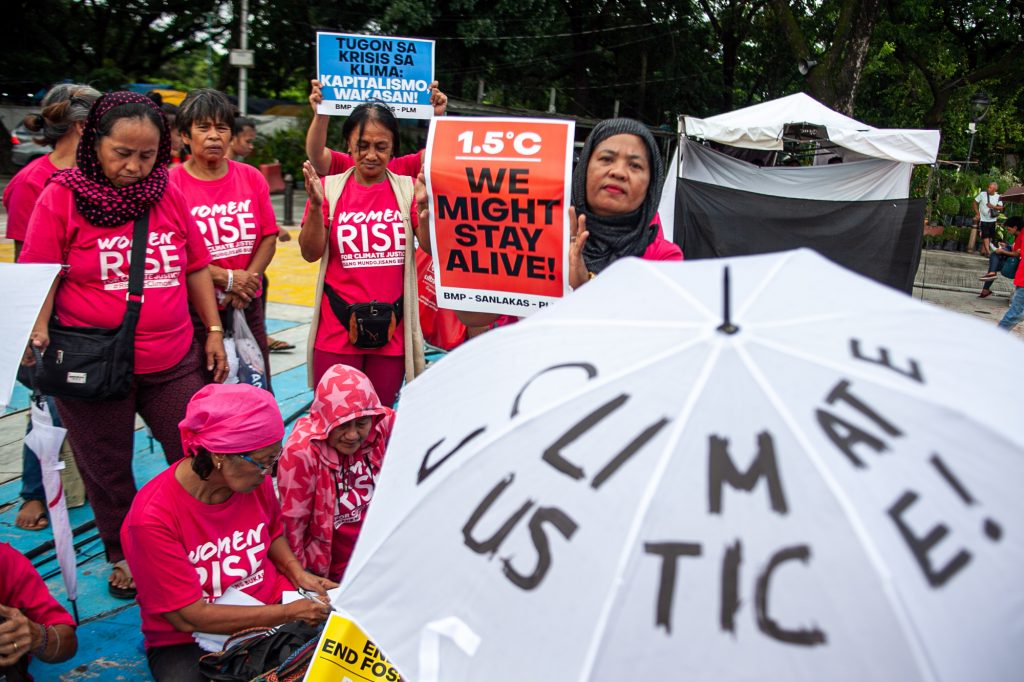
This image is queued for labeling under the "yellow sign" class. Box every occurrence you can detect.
[303,612,402,682]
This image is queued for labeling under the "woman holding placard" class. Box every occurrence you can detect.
[416,117,682,328]
[300,102,427,405]
[305,79,448,178]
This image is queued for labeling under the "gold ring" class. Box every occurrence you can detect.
[13,640,18,652]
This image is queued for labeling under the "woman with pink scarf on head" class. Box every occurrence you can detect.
[277,364,395,582]
[122,383,335,682]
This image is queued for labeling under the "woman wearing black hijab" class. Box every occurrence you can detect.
[566,117,681,289]
[416,117,682,328]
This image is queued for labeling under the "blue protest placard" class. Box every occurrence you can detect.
[316,32,436,120]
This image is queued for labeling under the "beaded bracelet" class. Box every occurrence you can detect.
[32,622,48,657]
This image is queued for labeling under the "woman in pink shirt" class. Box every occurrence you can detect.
[3,83,100,259]
[0,542,78,680]
[169,89,279,389]
[19,92,227,600]
[123,384,334,682]
[3,83,99,533]
[305,79,448,179]
[300,102,428,405]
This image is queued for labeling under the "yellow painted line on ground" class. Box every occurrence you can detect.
[265,230,318,308]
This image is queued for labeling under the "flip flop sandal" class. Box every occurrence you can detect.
[108,561,137,600]
[268,339,296,352]
[16,500,49,531]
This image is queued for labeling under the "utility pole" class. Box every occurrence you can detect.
[238,0,249,114]
[228,0,254,114]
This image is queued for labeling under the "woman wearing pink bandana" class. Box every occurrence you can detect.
[122,384,335,682]
[19,91,228,599]
[277,363,395,581]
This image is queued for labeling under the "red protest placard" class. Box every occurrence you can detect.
[425,117,574,316]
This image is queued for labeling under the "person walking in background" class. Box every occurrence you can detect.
[978,216,1021,298]
[170,89,279,388]
[974,181,1003,257]
[2,83,99,532]
[998,248,1024,332]
[19,91,227,599]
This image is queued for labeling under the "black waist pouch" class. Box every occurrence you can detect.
[324,284,402,349]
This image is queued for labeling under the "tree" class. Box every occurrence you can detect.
[882,0,1023,128]
[0,0,231,93]
[769,0,884,114]
[696,0,770,111]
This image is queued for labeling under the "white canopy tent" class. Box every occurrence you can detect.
[681,92,940,164]
[657,93,941,292]
[657,93,941,237]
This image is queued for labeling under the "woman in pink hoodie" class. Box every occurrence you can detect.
[277,363,395,581]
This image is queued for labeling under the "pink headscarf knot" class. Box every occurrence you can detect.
[179,384,284,457]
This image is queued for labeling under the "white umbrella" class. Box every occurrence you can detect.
[24,396,79,622]
[335,249,1024,681]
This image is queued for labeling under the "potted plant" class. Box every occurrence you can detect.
[957,226,971,251]
[942,227,960,251]
[937,194,961,227]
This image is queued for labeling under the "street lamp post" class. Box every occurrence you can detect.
[965,91,991,169]
[966,91,990,254]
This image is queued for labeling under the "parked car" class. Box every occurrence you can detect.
[11,123,51,167]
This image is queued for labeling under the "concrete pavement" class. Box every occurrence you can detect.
[912,248,1023,340]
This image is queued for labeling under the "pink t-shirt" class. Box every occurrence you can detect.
[305,180,415,357]
[1012,233,1024,287]
[646,214,684,261]
[328,150,422,178]
[19,182,211,374]
[0,542,76,680]
[169,161,279,290]
[121,462,290,649]
[2,155,58,242]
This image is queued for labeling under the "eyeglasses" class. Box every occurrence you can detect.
[235,448,282,473]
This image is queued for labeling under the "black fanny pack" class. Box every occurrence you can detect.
[33,212,149,401]
[324,284,403,349]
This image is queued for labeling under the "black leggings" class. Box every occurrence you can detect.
[147,642,206,681]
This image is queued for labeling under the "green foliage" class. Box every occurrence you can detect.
[245,122,306,180]
[2,0,1022,186]
[909,165,931,199]
[244,110,431,180]
[936,193,960,217]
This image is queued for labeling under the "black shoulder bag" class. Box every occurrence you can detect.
[33,211,150,401]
